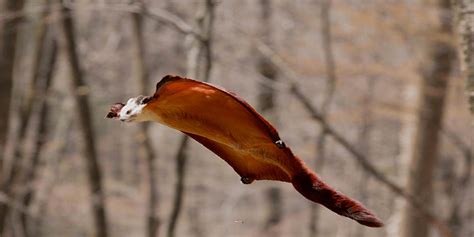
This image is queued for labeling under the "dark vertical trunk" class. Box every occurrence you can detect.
[167,136,189,237]
[58,1,109,237]
[262,187,282,232]
[167,1,215,237]
[309,1,337,236]
[401,1,456,237]
[0,0,31,234]
[130,3,160,236]
[456,1,474,115]
[19,23,58,237]
[0,0,25,172]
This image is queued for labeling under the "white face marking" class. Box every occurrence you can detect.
[118,97,147,122]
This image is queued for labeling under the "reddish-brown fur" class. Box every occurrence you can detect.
[107,75,383,227]
[291,167,383,227]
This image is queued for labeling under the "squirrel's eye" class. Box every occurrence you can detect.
[126,110,132,115]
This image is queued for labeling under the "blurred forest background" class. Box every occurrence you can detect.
[0,0,473,237]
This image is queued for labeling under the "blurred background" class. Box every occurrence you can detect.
[0,0,473,237]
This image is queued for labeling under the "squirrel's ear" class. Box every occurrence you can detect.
[106,103,124,118]
[138,95,152,104]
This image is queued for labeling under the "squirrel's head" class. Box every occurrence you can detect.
[106,95,152,122]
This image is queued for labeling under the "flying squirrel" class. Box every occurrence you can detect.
[107,75,383,227]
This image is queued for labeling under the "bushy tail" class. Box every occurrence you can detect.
[292,170,383,227]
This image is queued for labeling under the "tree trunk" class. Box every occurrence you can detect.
[167,1,215,237]
[0,0,34,233]
[0,0,25,173]
[130,2,160,236]
[388,69,419,237]
[58,1,109,237]
[309,1,337,236]
[456,1,474,116]
[167,136,189,237]
[19,18,58,237]
[401,1,456,237]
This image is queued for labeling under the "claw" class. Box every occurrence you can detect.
[240,177,254,184]
[275,140,285,148]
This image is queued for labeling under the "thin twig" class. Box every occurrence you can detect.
[143,8,203,40]
[63,2,204,40]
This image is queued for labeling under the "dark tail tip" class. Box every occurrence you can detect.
[292,171,384,228]
[348,208,384,227]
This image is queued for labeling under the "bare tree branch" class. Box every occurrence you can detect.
[61,2,204,40]
[0,2,204,40]
[142,8,203,40]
